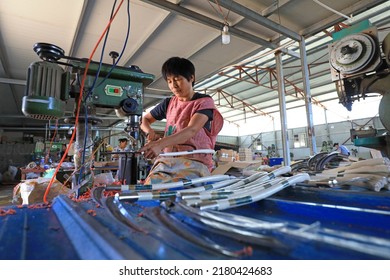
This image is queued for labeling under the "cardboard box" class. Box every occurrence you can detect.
[212,160,263,175]
[94,161,107,167]
[94,161,118,167]
[216,149,237,162]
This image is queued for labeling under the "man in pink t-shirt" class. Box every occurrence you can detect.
[140,57,223,184]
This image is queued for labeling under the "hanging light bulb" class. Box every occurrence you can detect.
[68,126,74,135]
[221,24,230,45]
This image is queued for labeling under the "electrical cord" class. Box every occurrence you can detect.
[78,0,119,186]
[95,0,131,89]
[78,0,131,186]
[43,0,126,203]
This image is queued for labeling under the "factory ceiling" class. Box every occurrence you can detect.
[0,0,389,136]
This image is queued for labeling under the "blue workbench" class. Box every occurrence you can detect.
[1,185,389,260]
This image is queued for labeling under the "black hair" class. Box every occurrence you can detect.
[118,138,128,142]
[161,57,195,86]
[333,143,339,147]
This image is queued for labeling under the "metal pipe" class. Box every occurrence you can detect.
[183,178,285,207]
[177,178,241,194]
[198,173,310,211]
[300,38,317,155]
[158,149,215,157]
[211,0,301,41]
[219,166,291,191]
[181,166,291,205]
[140,0,278,49]
[178,166,291,205]
[313,0,351,20]
[0,77,26,85]
[119,167,291,203]
[114,174,233,192]
[118,178,240,202]
[275,51,291,166]
[75,121,93,187]
[176,201,286,230]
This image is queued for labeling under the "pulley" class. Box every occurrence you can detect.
[329,33,377,75]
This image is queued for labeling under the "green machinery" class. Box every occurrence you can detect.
[22,43,154,193]
[328,20,390,155]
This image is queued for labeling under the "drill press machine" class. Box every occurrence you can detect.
[22,42,154,193]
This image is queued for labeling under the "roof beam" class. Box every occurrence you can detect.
[300,0,388,36]
[67,0,90,57]
[217,65,326,109]
[141,0,278,49]
[207,89,274,120]
[0,78,26,86]
[262,0,294,17]
[210,0,301,41]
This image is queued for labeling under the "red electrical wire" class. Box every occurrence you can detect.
[43,0,125,204]
[44,119,58,164]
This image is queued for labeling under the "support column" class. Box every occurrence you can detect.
[275,51,291,166]
[300,37,317,155]
[324,108,331,143]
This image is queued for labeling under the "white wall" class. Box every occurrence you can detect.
[238,116,385,160]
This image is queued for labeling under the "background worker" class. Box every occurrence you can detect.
[111,138,130,161]
[111,138,131,182]
[140,56,223,184]
[333,143,350,156]
[58,143,71,162]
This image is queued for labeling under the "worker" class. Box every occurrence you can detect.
[111,138,130,161]
[140,56,223,184]
[58,143,70,162]
[333,143,350,156]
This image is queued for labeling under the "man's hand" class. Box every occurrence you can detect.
[111,153,119,160]
[145,130,158,143]
[140,139,164,159]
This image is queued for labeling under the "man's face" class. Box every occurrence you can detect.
[166,74,194,98]
[119,141,127,148]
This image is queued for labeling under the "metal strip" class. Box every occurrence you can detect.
[52,195,144,260]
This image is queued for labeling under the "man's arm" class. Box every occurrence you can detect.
[141,112,159,142]
[140,113,208,159]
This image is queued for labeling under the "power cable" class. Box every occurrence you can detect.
[43,0,126,203]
